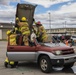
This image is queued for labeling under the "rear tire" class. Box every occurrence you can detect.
[39,56,52,73]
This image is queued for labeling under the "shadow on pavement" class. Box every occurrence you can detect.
[16,62,75,73]
[52,67,74,74]
[16,62,40,71]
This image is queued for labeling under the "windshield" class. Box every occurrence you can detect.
[44,43,67,47]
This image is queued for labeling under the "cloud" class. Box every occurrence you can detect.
[0,5,16,23]
[12,0,20,2]
[0,0,20,23]
[34,1,76,28]
[0,0,20,5]
[51,2,76,14]
[0,0,10,5]
[23,0,70,8]
[35,13,76,29]
[0,0,76,29]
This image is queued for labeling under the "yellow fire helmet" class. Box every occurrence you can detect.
[6,30,11,35]
[16,17,19,21]
[21,17,27,22]
[15,27,18,30]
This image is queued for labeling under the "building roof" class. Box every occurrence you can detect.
[46,27,76,30]
[0,23,15,29]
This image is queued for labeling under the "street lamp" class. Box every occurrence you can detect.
[11,20,14,29]
[48,12,51,33]
[64,20,67,35]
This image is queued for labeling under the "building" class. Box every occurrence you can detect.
[0,23,15,40]
[0,23,76,40]
[46,28,76,36]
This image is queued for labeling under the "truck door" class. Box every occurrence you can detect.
[7,45,37,61]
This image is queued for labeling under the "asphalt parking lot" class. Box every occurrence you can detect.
[0,41,76,75]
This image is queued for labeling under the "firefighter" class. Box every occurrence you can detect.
[34,21,42,42]
[7,17,20,35]
[6,30,11,40]
[12,17,21,34]
[4,17,20,68]
[64,39,69,46]
[19,17,30,35]
[5,30,16,68]
[35,21,48,42]
[19,17,30,45]
[11,17,22,45]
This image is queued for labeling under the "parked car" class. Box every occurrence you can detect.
[71,36,76,43]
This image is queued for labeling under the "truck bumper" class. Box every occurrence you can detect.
[51,54,76,66]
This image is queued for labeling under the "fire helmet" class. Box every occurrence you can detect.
[36,21,42,26]
[21,17,27,22]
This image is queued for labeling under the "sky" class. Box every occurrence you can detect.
[0,0,76,29]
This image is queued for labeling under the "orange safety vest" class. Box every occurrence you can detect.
[65,40,68,46]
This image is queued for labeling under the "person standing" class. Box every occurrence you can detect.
[64,39,69,46]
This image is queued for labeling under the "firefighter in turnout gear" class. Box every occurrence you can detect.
[18,17,30,45]
[5,30,17,67]
[19,17,30,35]
[5,17,20,67]
[11,17,22,45]
[35,21,48,42]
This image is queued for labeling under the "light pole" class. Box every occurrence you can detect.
[64,20,67,35]
[48,12,51,33]
[11,20,14,29]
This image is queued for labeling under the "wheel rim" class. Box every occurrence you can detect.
[40,59,48,71]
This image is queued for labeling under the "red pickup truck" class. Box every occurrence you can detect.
[5,36,76,73]
[5,3,76,73]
